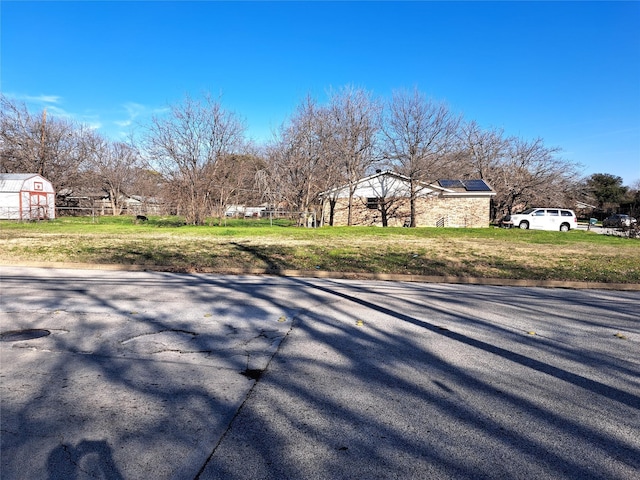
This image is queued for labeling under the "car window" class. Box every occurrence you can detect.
[520,208,535,214]
[548,209,559,216]
[533,210,546,216]
[561,210,573,216]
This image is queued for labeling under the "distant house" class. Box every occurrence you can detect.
[225,205,268,217]
[0,173,56,220]
[319,170,495,228]
[84,193,165,216]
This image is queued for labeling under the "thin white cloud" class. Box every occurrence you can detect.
[152,106,171,115]
[5,92,62,104]
[45,105,72,118]
[41,104,102,131]
[86,121,102,130]
[124,102,146,119]
[112,102,148,128]
[123,102,169,118]
[25,94,62,104]
[112,102,170,133]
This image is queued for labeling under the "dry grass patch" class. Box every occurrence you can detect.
[1,218,638,283]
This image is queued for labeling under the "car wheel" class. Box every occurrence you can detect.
[519,221,529,230]
[560,223,569,232]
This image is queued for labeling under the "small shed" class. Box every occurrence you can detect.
[0,173,56,220]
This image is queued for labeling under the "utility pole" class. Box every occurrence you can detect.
[38,108,47,176]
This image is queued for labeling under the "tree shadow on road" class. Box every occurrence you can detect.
[1,269,639,479]
[202,277,640,479]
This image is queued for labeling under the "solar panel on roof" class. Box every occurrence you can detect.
[439,179,464,188]
[463,179,492,191]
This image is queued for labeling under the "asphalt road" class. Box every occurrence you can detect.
[1,266,639,480]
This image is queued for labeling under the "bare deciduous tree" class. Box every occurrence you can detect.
[455,120,507,179]
[327,86,381,225]
[82,131,142,215]
[2,91,592,226]
[492,136,579,216]
[383,88,460,226]
[1,95,87,196]
[265,96,337,221]
[144,94,246,225]
[453,120,582,221]
[210,153,265,224]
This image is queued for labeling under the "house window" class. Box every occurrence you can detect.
[34,182,43,191]
[366,197,380,209]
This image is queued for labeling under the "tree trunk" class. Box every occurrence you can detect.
[328,197,337,226]
[409,179,416,227]
[347,183,356,226]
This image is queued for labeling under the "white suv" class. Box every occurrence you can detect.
[505,208,577,232]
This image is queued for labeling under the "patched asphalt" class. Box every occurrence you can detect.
[1,266,639,479]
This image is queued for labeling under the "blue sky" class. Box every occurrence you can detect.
[2,1,639,186]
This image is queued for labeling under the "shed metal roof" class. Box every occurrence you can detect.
[0,173,48,193]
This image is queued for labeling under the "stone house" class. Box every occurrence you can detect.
[319,171,495,228]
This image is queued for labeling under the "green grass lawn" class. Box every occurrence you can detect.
[1,215,639,284]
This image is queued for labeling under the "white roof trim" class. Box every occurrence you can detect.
[320,170,450,197]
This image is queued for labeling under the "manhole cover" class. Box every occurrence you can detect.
[0,329,51,342]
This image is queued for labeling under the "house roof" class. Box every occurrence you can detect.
[320,170,442,197]
[320,170,495,198]
[575,201,597,209]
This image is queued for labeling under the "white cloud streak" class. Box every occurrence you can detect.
[6,93,62,104]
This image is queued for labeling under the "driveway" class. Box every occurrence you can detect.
[1,267,639,479]
[575,223,636,236]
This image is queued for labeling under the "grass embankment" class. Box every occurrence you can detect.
[1,216,639,284]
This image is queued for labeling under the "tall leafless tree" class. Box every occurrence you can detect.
[453,121,583,220]
[452,120,509,219]
[210,153,265,224]
[327,86,381,225]
[455,120,507,179]
[0,95,87,196]
[492,136,579,216]
[143,94,246,225]
[265,96,337,221]
[82,130,142,215]
[382,88,460,226]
